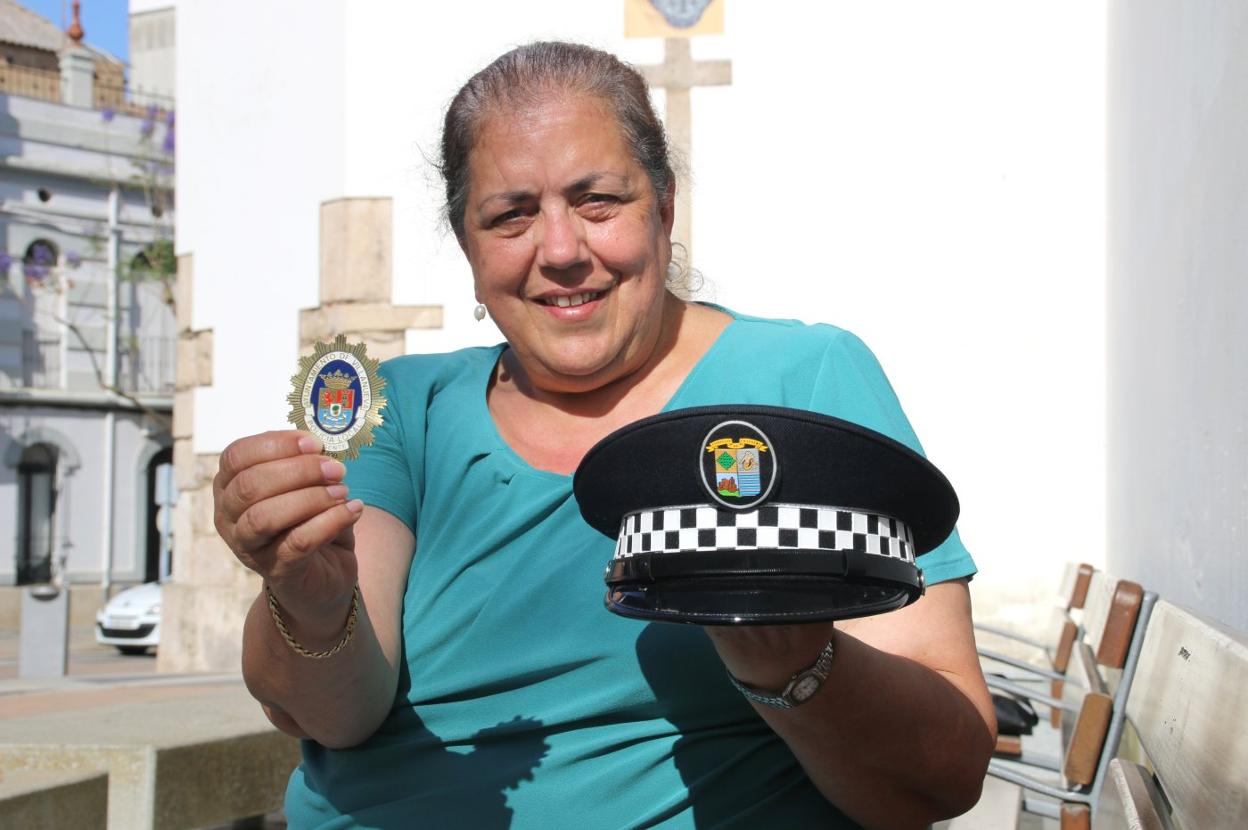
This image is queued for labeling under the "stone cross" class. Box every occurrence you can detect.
[638,38,732,263]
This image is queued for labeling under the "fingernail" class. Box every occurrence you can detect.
[346,499,365,514]
[298,435,321,454]
[321,460,346,481]
[326,484,348,500]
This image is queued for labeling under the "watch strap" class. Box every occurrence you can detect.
[727,635,837,709]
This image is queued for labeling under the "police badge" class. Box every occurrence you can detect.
[287,335,387,461]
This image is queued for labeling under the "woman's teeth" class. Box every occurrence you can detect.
[545,291,603,308]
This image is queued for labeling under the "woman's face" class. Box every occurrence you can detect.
[459,93,674,394]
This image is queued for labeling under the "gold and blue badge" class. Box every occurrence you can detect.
[700,420,776,509]
[287,335,387,461]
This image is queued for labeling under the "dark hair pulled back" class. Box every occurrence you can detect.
[439,41,674,238]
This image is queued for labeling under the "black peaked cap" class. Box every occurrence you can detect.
[573,405,959,554]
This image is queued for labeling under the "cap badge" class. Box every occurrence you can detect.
[287,335,387,460]
[700,420,777,509]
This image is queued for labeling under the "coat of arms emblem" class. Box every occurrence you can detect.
[699,420,776,509]
[287,335,387,460]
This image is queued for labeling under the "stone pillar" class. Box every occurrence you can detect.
[158,254,256,673]
[58,47,94,108]
[300,198,442,357]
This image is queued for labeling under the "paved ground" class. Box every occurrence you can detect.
[0,620,158,684]
[0,619,286,829]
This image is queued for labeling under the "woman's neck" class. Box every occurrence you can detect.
[487,298,730,474]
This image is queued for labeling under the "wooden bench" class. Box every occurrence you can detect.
[1097,600,1248,828]
[985,573,1156,828]
[0,679,300,830]
[978,562,1095,730]
[976,561,1094,654]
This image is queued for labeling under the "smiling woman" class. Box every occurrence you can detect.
[215,41,994,830]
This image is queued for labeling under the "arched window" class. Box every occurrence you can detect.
[144,446,175,582]
[22,239,58,281]
[16,443,57,584]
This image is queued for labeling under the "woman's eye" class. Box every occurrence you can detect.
[491,209,524,226]
[581,194,618,210]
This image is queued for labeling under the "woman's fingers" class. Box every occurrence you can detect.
[215,430,321,497]
[269,500,365,577]
[219,453,346,526]
[233,482,351,553]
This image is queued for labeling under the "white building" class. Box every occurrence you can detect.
[0,0,176,594]
[129,0,174,103]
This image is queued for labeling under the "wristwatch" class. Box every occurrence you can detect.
[727,636,837,709]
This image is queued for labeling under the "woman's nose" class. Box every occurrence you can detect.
[534,209,588,270]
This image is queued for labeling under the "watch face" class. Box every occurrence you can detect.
[790,672,822,703]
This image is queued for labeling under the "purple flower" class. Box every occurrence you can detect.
[23,263,48,282]
[146,104,159,120]
[31,243,55,265]
[165,110,176,128]
[66,251,82,268]
[161,128,175,155]
[101,107,116,122]
[140,119,155,138]
[0,252,11,271]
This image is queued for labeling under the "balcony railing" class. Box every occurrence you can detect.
[94,78,174,119]
[20,331,174,396]
[0,64,174,116]
[118,335,175,395]
[21,330,61,388]
[0,64,60,105]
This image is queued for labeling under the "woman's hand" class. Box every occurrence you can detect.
[703,622,836,693]
[703,585,996,829]
[214,430,364,647]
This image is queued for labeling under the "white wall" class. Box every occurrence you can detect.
[179,1,1107,614]
[1107,1,1248,633]
[177,0,345,448]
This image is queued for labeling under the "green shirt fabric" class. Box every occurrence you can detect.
[284,309,977,829]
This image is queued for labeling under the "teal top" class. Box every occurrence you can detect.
[284,310,976,829]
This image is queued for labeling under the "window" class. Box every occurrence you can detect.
[22,238,58,281]
[16,443,57,584]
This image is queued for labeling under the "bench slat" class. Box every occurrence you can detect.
[1096,759,1175,830]
[1060,802,1090,830]
[1059,562,1095,612]
[1098,581,1145,668]
[1080,572,1109,654]
[1126,601,1248,829]
[1062,689,1112,786]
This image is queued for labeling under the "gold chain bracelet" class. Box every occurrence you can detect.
[265,583,360,659]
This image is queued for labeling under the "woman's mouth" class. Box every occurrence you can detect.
[539,290,606,309]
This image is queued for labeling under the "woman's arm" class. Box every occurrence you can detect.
[705,580,995,830]
[214,430,416,748]
[242,507,414,748]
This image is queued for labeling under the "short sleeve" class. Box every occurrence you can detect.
[808,329,977,585]
[341,360,424,538]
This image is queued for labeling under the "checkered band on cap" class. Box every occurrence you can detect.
[613,503,915,563]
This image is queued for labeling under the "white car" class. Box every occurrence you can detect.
[95,582,161,654]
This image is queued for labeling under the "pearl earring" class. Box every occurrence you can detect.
[473,303,487,321]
